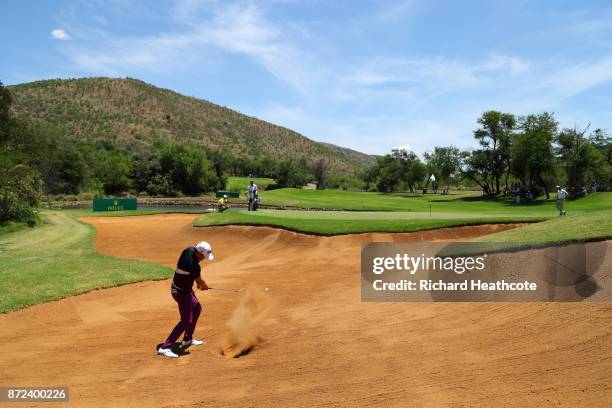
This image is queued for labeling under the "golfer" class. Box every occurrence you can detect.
[247,180,257,211]
[555,185,568,216]
[157,241,212,358]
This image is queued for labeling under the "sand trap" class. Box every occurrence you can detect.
[0,214,609,407]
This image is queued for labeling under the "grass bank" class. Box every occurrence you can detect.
[0,211,172,313]
[473,210,612,245]
[193,209,545,235]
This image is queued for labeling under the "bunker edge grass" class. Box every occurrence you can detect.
[0,211,172,313]
[194,210,546,235]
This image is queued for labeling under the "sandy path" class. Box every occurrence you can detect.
[0,215,610,407]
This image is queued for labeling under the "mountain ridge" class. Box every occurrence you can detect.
[8,77,375,174]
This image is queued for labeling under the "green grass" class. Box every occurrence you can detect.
[0,211,172,313]
[193,209,546,235]
[195,191,611,237]
[473,210,612,245]
[0,220,32,237]
[226,176,275,193]
[260,188,612,214]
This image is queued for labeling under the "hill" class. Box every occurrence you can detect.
[319,142,377,167]
[8,77,373,175]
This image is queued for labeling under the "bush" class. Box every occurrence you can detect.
[323,175,366,191]
[0,160,41,225]
[76,191,98,200]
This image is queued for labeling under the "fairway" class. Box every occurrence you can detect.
[259,188,612,213]
[226,176,275,192]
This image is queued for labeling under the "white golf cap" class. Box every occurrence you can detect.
[223,194,228,198]
[195,241,214,260]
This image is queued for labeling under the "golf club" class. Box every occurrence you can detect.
[209,287,244,293]
[208,287,271,293]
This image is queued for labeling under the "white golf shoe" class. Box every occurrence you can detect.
[181,339,204,348]
[157,347,179,358]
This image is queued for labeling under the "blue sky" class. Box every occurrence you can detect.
[2,0,612,155]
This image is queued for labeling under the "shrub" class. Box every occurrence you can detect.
[0,161,41,225]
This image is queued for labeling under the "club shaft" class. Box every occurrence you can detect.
[209,287,242,292]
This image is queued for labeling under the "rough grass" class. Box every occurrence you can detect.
[0,211,172,313]
[0,221,32,237]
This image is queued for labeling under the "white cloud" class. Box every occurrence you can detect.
[374,0,414,22]
[63,2,322,96]
[478,55,530,74]
[500,57,612,111]
[344,54,529,93]
[51,29,70,40]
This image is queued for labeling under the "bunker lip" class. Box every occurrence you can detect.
[190,220,532,237]
[1,214,609,407]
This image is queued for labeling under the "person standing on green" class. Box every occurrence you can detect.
[555,185,568,216]
[247,180,258,211]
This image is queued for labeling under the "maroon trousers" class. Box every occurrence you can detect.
[163,288,201,347]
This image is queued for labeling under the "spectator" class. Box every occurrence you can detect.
[247,180,258,211]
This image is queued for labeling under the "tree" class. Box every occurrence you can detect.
[313,159,328,188]
[275,160,308,188]
[373,154,403,192]
[588,129,612,190]
[589,129,611,167]
[99,150,133,195]
[0,80,12,145]
[468,111,516,195]
[424,146,466,190]
[0,82,41,224]
[0,155,41,225]
[41,143,85,195]
[366,149,425,193]
[555,126,597,188]
[158,143,219,195]
[463,149,495,195]
[131,151,158,194]
[511,113,557,198]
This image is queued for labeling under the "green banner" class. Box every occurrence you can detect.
[215,191,240,198]
[92,198,137,212]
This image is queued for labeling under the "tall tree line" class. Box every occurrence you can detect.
[367,110,611,196]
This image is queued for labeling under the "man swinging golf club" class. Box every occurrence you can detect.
[157,241,213,358]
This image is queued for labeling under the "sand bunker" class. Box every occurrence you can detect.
[0,214,610,407]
